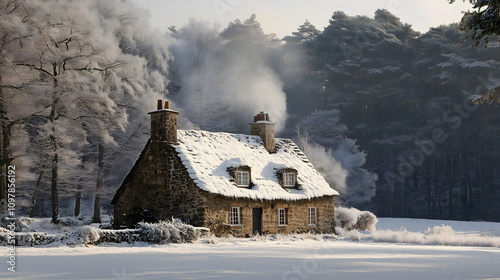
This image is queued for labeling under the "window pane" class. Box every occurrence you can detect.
[237,171,249,186]
[279,208,286,225]
[308,207,316,225]
[231,207,240,225]
[284,173,296,187]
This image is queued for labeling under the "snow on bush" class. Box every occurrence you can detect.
[98,229,141,244]
[138,220,200,244]
[0,218,204,246]
[67,226,101,246]
[1,232,64,246]
[335,206,378,232]
[341,224,500,247]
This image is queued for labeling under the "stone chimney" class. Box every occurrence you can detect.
[148,100,178,144]
[251,111,276,153]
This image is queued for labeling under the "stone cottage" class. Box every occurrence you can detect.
[111,100,339,236]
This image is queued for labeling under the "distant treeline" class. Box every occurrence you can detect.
[2,0,499,222]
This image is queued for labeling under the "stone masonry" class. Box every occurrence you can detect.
[251,112,276,153]
[112,141,207,227]
[112,140,336,235]
[112,100,337,236]
[204,194,335,237]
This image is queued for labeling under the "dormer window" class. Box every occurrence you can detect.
[284,173,296,187]
[280,168,298,188]
[236,170,250,187]
[227,165,252,188]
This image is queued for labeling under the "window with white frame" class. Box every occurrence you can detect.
[284,172,296,187]
[308,207,317,226]
[278,208,287,225]
[231,207,240,225]
[236,171,250,187]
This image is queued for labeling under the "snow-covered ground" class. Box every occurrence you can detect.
[377,218,500,236]
[2,218,500,280]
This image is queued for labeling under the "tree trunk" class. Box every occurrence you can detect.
[0,89,11,213]
[29,167,44,218]
[459,150,467,220]
[49,94,59,224]
[41,199,46,217]
[465,155,473,211]
[410,172,418,218]
[423,163,432,218]
[430,161,438,219]
[74,161,84,217]
[0,126,7,213]
[402,176,408,217]
[74,186,82,217]
[92,142,104,223]
[478,157,487,220]
[446,151,454,220]
[75,148,91,217]
[50,152,59,224]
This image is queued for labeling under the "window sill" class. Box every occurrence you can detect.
[230,224,243,227]
[308,224,316,227]
[278,224,288,227]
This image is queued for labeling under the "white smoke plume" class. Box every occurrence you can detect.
[168,17,288,133]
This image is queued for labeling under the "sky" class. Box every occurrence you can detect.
[131,0,474,38]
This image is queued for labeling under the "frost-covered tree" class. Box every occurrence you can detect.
[283,9,500,221]
[89,0,170,222]
[449,0,500,103]
[0,0,27,211]
[296,110,377,207]
[169,19,230,131]
[1,0,169,222]
[449,0,499,47]
[283,20,321,44]
[4,0,134,223]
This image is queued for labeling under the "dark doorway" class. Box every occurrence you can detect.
[252,208,263,235]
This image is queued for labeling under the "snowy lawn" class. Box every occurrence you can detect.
[2,218,500,280]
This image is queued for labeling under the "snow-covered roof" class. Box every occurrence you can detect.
[175,130,338,201]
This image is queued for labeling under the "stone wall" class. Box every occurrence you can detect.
[149,110,178,144]
[203,194,336,237]
[113,142,207,227]
[250,112,276,153]
[113,140,337,235]
[251,123,276,153]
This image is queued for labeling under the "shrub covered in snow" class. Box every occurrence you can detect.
[0,232,64,246]
[0,217,205,246]
[98,229,141,243]
[138,220,200,244]
[335,206,378,232]
[340,224,500,247]
[67,226,101,246]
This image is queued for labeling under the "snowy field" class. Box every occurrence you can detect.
[2,218,500,280]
